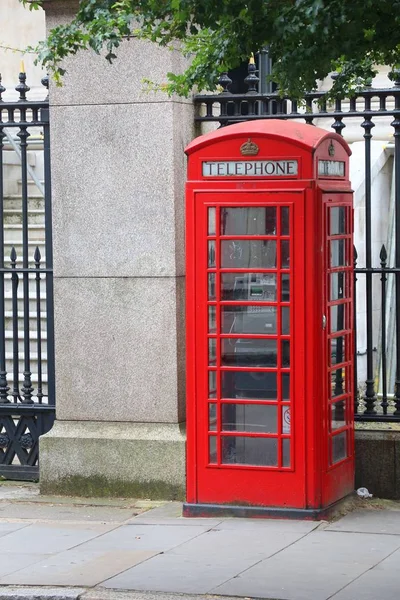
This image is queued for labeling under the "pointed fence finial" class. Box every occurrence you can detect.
[15,69,30,101]
[34,246,41,265]
[380,244,387,265]
[244,54,259,95]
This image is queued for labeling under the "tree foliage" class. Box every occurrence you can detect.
[21,0,400,97]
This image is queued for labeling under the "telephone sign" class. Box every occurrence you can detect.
[184,120,354,519]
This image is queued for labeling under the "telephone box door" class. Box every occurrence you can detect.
[192,191,307,507]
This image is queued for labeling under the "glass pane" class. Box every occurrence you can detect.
[222,371,277,400]
[331,239,347,267]
[282,340,290,367]
[208,305,216,332]
[208,207,216,235]
[209,338,217,365]
[281,274,290,302]
[281,240,290,268]
[221,240,276,269]
[221,338,277,367]
[330,272,345,301]
[332,432,347,464]
[282,405,291,434]
[282,307,290,334]
[221,273,276,301]
[281,207,290,235]
[331,400,346,430]
[209,403,217,431]
[282,373,290,400]
[331,368,346,398]
[208,240,216,267]
[209,436,217,463]
[221,207,276,235]
[331,336,346,365]
[208,273,216,300]
[282,438,291,467]
[330,207,346,235]
[222,403,277,433]
[330,304,346,333]
[222,305,277,335]
[221,436,277,466]
[209,371,217,398]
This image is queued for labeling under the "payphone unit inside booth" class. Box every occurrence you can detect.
[184,120,354,519]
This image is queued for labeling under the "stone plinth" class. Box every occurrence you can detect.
[40,0,193,498]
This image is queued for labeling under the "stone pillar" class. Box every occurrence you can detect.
[39,0,193,498]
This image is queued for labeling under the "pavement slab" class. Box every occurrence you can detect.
[100,553,258,594]
[211,530,400,600]
[330,546,400,600]
[0,503,139,523]
[326,508,400,535]
[0,550,159,587]
[0,522,117,555]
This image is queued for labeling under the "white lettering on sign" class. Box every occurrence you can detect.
[318,160,345,177]
[202,160,298,177]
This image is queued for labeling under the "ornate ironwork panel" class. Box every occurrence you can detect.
[0,72,54,479]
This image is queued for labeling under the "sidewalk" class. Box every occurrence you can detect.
[0,484,398,600]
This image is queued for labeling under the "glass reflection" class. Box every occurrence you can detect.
[222,371,277,399]
[281,274,290,302]
[282,340,290,367]
[281,207,290,235]
[331,239,347,267]
[282,307,290,334]
[330,272,345,301]
[208,305,216,332]
[209,403,217,431]
[221,240,276,268]
[221,207,276,235]
[222,305,277,335]
[221,403,277,433]
[331,368,346,398]
[208,207,216,236]
[208,240,216,267]
[331,401,346,430]
[332,432,347,463]
[221,436,277,466]
[221,273,276,301]
[208,371,217,398]
[208,273,216,300]
[209,436,217,463]
[282,438,291,467]
[221,338,277,367]
[330,207,346,235]
[330,304,345,333]
[331,336,346,365]
[282,373,290,400]
[281,240,290,268]
[208,338,217,365]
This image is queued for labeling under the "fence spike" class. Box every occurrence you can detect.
[15,70,30,101]
[380,244,387,264]
[34,246,41,264]
[10,247,17,264]
[353,245,358,263]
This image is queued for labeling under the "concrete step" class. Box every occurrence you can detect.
[4,311,47,331]
[3,150,37,167]
[3,224,46,244]
[17,179,45,196]
[4,292,48,313]
[3,209,45,225]
[5,330,47,355]
[2,195,44,211]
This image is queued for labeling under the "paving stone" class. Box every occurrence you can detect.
[0,549,158,587]
[0,523,116,555]
[330,546,400,600]
[0,522,29,538]
[0,554,50,578]
[218,517,319,533]
[0,503,138,523]
[213,530,400,600]
[326,509,400,535]
[75,524,210,553]
[100,553,257,594]
[128,517,223,527]
[168,527,306,561]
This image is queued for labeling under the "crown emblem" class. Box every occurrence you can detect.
[240,138,259,156]
[328,141,335,157]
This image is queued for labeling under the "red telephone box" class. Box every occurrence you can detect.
[184,120,354,519]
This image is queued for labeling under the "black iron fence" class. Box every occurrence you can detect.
[194,63,400,422]
[0,72,55,479]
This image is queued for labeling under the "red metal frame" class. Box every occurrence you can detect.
[185,121,353,512]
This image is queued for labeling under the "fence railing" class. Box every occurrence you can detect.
[0,71,54,479]
[194,63,400,422]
